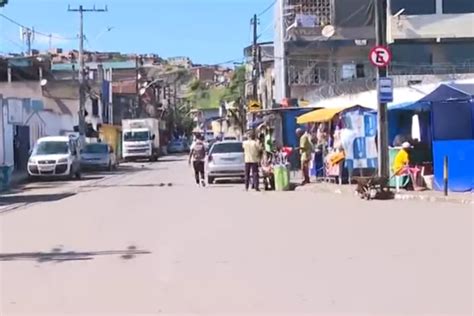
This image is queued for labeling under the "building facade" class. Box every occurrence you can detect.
[273,0,474,105]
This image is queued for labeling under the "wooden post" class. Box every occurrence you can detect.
[443,156,448,196]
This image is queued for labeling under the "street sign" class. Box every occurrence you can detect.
[248,100,261,112]
[378,77,393,103]
[369,46,392,67]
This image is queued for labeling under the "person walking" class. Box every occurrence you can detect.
[242,130,262,191]
[296,127,312,185]
[188,134,207,187]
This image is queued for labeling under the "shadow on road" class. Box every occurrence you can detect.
[0,245,151,263]
[87,182,173,189]
[0,192,76,206]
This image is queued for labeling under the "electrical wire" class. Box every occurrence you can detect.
[258,0,276,17]
[0,13,77,40]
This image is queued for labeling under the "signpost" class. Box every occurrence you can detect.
[369,46,392,68]
[248,100,261,112]
[378,77,393,103]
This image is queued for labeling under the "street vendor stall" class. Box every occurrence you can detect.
[296,105,377,183]
[388,83,474,192]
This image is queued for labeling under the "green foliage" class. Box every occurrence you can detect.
[186,66,245,109]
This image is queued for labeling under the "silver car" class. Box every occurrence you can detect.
[206,141,245,184]
[80,143,117,171]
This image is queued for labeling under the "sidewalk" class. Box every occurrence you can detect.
[0,170,28,193]
[295,181,473,205]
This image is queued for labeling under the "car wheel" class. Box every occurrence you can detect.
[207,176,214,184]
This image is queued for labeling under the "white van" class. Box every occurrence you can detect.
[28,136,82,179]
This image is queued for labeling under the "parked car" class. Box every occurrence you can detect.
[167,139,187,153]
[206,140,245,184]
[80,143,117,171]
[28,136,82,179]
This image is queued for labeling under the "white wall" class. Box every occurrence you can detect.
[0,103,14,166]
[389,13,474,41]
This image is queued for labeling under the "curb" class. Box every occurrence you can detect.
[295,184,473,205]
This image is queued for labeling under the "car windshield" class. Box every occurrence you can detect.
[33,141,69,155]
[211,142,243,154]
[124,131,150,142]
[83,144,108,154]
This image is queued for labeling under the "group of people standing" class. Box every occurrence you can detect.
[188,126,314,191]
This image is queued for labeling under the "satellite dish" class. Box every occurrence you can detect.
[322,25,335,38]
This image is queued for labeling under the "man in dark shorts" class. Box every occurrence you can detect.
[188,134,206,187]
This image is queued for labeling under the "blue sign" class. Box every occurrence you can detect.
[378,77,393,103]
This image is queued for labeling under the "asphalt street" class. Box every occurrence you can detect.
[0,155,472,315]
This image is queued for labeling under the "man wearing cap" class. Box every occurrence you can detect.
[296,127,312,185]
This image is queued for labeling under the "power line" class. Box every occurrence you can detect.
[0,13,77,40]
[258,0,276,16]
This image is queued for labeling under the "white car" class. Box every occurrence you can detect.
[28,136,82,179]
[206,141,245,184]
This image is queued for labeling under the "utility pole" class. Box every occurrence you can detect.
[68,4,108,136]
[375,0,389,178]
[21,27,34,56]
[251,14,259,101]
[135,55,140,119]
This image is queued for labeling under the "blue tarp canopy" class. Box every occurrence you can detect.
[388,83,474,111]
[418,83,474,103]
[388,83,474,192]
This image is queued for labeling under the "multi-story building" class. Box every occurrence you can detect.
[274,0,474,105]
[244,43,275,109]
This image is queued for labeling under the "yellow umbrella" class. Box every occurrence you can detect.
[296,107,348,124]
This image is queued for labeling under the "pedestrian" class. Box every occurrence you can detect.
[188,133,206,187]
[265,127,276,162]
[296,127,312,185]
[242,130,262,191]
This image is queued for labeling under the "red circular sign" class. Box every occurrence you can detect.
[369,46,392,67]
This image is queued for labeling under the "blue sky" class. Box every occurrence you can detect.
[0,0,275,65]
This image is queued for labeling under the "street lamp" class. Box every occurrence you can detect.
[139,78,163,96]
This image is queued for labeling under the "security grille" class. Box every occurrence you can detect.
[287,0,332,26]
[289,61,329,85]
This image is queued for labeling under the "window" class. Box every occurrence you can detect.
[288,0,332,26]
[356,64,365,78]
[211,142,244,154]
[391,0,436,15]
[443,0,474,13]
[289,62,328,85]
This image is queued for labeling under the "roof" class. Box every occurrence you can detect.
[52,60,137,71]
[297,107,348,124]
[418,83,474,103]
[446,83,474,97]
[296,105,373,124]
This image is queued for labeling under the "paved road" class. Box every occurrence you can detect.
[0,155,472,315]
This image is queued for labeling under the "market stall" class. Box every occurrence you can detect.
[297,105,377,183]
[388,83,474,192]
